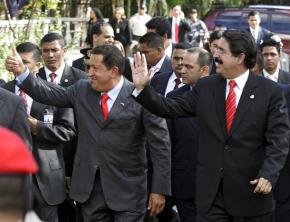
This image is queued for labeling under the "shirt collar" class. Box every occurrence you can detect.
[44,62,66,79]
[103,76,124,102]
[227,70,249,90]
[263,67,280,82]
[151,54,167,73]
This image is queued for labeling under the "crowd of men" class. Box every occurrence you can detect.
[1,3,290,222]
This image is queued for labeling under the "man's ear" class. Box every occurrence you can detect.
[63,47,68,53]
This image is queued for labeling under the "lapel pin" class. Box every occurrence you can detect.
[64,79,68,83]
[120,102,125,106]
[250,95,255,99]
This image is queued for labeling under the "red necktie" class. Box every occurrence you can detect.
[49,73,57,84]
[101,93,109,120]
[226,80,236,133]
[19,89,28,110]
[175,19,179,43]
[174,78,181,90]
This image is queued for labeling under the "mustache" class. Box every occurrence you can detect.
[214,57,223,65]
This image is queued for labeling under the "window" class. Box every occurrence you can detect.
[271,14,290,34]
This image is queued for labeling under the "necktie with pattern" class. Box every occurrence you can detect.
[19,89,28,110]
[226,80,236,133]
[49,73,57,84]
[174,78,181,90]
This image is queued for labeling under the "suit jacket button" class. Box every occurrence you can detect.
[225,145,229,150]
[220,167,223,172]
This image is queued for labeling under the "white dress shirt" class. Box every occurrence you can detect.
[45,62,65,84]
[263,67,279,83]
[165,72,183,96]
[15,85,33,114]
[101,76,124,112]
[226,70,249,107]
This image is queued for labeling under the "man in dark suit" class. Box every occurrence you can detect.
[6,44,171,222]
[2,41,77,222]
[168,5,191,44]
[151,42,191,96]
[274,84,290,222]
[139,32,172,76]
[162,47,212,222]
[39,32,87,222]
[261,38,290,84]
[0,87,31,145]
[131,29,290,222]
[246,11,270,47]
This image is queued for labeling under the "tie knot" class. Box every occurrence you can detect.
[229,80,236,89]
[101,93,109,102]
[49,73,57,83]
[19,89,25,96]
[174,78,181,89]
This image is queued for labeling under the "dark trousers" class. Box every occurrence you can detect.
[81,172,146,222]
[157,197,196,222]
[33,181,58,222]
[274,198,290,222]
[196,184,271,222]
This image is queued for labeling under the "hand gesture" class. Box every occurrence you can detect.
[5,45,26,75]
[130,52,152,90]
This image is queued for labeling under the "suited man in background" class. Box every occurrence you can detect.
[38,32,87,222]
[163,47,212,222]
[131,29,290,222]
[150,42,191,96]
[146,16,174,58]
[246,11,269,47]
[6,44,171,222]
[139,32,172,76]
[168,5,190,44]
[261,38,290,84]
[2,41,77,222]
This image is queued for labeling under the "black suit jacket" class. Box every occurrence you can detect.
[150,71,173,96]
[155,56,173,76]
[38,65,87,177]
[168,17,191,43]
[246,27,270,46]
[2,80,76,205]
[135,73,290,216]
[275,84,290,202]
[166,85,198,199]
[0,87,31,145]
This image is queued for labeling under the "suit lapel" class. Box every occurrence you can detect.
[87,88,104,128]
[60,65,74,86]
[230,73,258,135]
[214,76,227,138]
[105,79,131,126]
[38,68,47,80]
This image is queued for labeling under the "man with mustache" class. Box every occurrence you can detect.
[131,29,290,222]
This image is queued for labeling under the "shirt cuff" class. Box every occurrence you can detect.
[132,88,143,97]
[15,67,29,85]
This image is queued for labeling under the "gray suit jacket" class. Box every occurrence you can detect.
[0,87,31,145]
[20,74,171,212]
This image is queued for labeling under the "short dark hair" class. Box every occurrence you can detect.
[146,16,172,39]
[16,42,41,63]
[91,44,123,72]
[209,30,224,43]
[40,32,66,47]
[222,30,257,69]
[187,47,213,71]
[260,38,281,54]
[174,42,192,50]
[248,10,260,18]
[91,22,112,36]
[139,32,164,49]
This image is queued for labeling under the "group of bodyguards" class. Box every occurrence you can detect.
[1,3,290,222]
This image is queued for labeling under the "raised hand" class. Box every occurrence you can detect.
[130,52,152,90]
[5,45,26,75]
